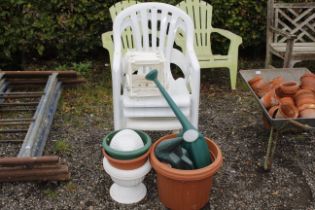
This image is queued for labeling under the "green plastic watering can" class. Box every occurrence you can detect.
[146,70,212,169]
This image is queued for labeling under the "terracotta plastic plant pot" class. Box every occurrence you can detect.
[298,104,315,118]
[102,130,152,160]
[269,76,285,89]
[248,75,270,97]
[296,97,315,108]
[279,97,295,106]
[294,89,315,107]
[101,148,150,170]
[300,73,315,91]
[260,89,279,109]
[276,103,299,119]
[248,75,262,86]
[275,81,299,98]
[150,134,223,210]
[268,105,280,118]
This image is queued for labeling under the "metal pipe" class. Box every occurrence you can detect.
[0,165,69,178]
[18,73,58,157]
[34,82,62,156]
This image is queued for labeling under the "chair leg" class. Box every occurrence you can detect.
[265,50,272,68]
[228,64,237,90]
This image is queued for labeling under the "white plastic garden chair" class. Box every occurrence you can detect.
[111,2,200,130]
[176,0,242,90]
[102,0,138,65]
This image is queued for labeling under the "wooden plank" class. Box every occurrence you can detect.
[274,3,315,8]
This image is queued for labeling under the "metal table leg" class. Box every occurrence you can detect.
[264,126,279,171]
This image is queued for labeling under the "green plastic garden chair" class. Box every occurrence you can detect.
[101,0,138,65]
[176,0,242,90]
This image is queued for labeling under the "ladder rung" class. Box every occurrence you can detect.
[0,139,24,143]
[0,91,43,96]
[0,121,30,126]
[0,94,43,99]
[0,107,37,112]
[0,129,28,133]
[0,102,39,107]
[0,118,33,123]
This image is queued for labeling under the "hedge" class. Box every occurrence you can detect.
[0,0,311,67]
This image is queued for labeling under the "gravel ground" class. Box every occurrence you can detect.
[0,69,314,210]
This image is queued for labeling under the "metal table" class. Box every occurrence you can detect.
[240,68,315,171]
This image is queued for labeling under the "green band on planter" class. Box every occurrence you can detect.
[102,130,152,160]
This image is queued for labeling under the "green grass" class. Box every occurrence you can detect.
[64,182,77,192]
[43,188,58,199]
[52,140,72,155]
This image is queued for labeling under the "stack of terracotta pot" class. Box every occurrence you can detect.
[249,72,315,119]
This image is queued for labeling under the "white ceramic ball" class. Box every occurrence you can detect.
[110,129,144,151]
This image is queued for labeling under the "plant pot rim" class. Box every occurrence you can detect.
[101,147,150,170]
[102,129,152,160]
[248,75,263,86]
[150,134,223,181]
[279,81,299,94]
[268,105,279,118]
[298,103,315,112]
[295,89,315,97]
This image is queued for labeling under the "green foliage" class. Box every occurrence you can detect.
[0,0,312,66]
[72,61,92,75]
[43,188,58,199]
[210,0,267,49]
[0,0,112,64]
[52,139,72,155]
[54,64,68,71]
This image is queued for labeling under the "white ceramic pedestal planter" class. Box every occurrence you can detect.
[103,157,151,204]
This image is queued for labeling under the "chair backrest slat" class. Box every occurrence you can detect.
[110,1,138,49]
[151,8,158,49]
[113,3,195,68]
[158,10,169,51]
[177,0,213,48]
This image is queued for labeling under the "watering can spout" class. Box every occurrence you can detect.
[146,70,194,131]
[145,69,158,81]
[146,69,212,169]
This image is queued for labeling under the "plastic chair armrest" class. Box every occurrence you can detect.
[211,28,242,46]
[102,31,114,52]
[211,28,242,56]
[175,31,186,51]
[102,31,114,64]
[185,48,200,127]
